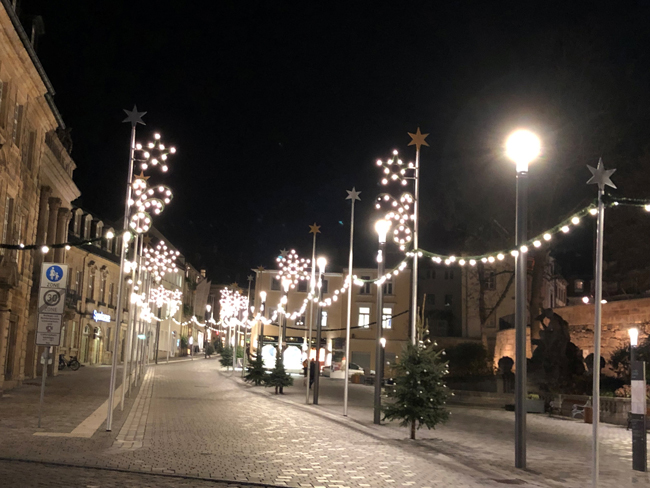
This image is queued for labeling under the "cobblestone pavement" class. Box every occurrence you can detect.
[0,359,644,487]
[0,459,253,487]
[272,376,650,488]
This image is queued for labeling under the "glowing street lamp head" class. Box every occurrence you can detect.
[505,129,541,173]
[629,327,639,347]
[260,291,267,302]
[206,304,211,313]
[317,257,327,273]
[375,219,391,243]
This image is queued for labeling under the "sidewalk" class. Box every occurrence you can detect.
[235,373,650,488]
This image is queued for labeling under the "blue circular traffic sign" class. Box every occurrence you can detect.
[45,265,64,282]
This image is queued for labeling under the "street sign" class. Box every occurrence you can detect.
[40,264,67,289]
[38,288,66,314]
[35,263,68,347]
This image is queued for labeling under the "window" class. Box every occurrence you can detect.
[76,270,83,296]
[71,321,77,348]
[444,294,453,306]
[444,270,454,280]
[88,271,95,301]
[297,280,308,292]
[108,283,114,307]
[1,197,14,254]
[66,269,72,291]
[574,279,584,292]
[123,285,130,310]
[358,306,370,328]
[271,278,280,291]
[12,104,23,146]
[382,278,393,295]
[0,81,4,127]
[382,307,392,329]
[485,271,496,290]
[321,311,328,327]
[22,129,37,170]
[321,279,328,294]
[73,212,81,235]
[106,328,111,351]
[431,269,436,280]
[83,217,91,239]
[359,276,371,295]
[99,274,106,303]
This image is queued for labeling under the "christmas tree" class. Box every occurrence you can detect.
[219,346,233,369]
[382,304,450,439]
[244,353,267,386]
[265,348,293,394]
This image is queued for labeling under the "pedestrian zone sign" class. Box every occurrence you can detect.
[36,263,68,346]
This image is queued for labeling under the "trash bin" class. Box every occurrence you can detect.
[584,406,593,424]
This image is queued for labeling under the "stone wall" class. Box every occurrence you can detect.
[493,328,531,371]
[554,298,650,363]
[494,297,650,371]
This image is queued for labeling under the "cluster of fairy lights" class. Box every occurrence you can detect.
[265,197,650,322]
[128,133,176,234]
[219,288,249,329]
[143,240,180,282]
[375,150,416,251]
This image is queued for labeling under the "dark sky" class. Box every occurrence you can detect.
[18,1,650,283]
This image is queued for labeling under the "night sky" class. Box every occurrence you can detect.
[18,1,650,283]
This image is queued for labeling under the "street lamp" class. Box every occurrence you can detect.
[374,219,391,425]
[629,327,639,364]
[505,128,540,469]
[313,257,327,405]
[259,291,267,359]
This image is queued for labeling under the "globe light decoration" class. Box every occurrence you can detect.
[135,132,176,173]
[276,249,310,291]
[143,240,180,283]
[375,150,416,251]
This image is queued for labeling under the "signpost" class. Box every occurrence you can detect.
[36,263,68,428]
[631,360,647,472]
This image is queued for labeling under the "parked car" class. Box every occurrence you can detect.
[321,363,366,377]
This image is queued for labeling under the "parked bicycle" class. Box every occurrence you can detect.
[58,354,80,371]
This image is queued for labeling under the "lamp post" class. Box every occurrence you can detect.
[312,257,327,405]
[630,327,639,364]
[259,291,267,360]
[505,129,540,468]
[306,223,320,404]
[374,219,391,425]
[344,189,361,416]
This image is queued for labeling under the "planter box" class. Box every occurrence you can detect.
[526,399,545,413]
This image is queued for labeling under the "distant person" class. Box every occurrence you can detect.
[302,359,308,386]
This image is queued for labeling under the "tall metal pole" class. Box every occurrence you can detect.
[306,224,319,404]
[313,285,324,405]
[107,107,143,432]
[37,347,49,428]
[407,128,428,345]
[121,233,138,410]
[344,188,360,416]
[514,168,528,468]
[374,238,386,425]
[586,158,616,488]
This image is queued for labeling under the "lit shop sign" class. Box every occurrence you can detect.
[93,310,111,323]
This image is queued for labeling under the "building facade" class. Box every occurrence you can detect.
[250,267,411,376]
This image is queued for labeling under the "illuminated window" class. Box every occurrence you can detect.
[358,306,370,328]
[382,307,392,329]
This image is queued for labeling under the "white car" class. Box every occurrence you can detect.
[321,363,367,377]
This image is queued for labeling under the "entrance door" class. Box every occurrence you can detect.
[80,325,90,363]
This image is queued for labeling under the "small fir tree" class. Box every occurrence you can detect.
[213,337,224,354]
[244,353,267,386]
[383,299,450,439]
[265,349,293,394]
[219,346,234,369]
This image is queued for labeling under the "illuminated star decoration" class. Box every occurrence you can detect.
[248,274,254,282]
[407,127,429,151]
[587,158,617,190]
[256,266,266,272]
[308,223,321,235]
[135,170,150,181]
[280,249,289,258]
[123,105,147,126]
[346,187,361,202]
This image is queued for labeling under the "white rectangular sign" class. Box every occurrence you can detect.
[36,313,62,346]
[40,263,68,290]
[38,288,66,314]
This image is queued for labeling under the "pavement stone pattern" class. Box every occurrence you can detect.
[0,358,646,487]
[112,368,155,450]
[0,459,253,487]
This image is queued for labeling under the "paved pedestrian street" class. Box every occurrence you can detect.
[0,359,647,487]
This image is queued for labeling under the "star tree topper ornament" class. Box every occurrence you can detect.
[346,187,361,202]
[407,127,429,150]
[587,158,617,190]
[122,105,147,126]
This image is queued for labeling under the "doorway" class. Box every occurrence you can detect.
[4,319,17,380]
[80,324,90,363]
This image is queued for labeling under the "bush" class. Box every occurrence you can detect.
[444,342,493,377]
